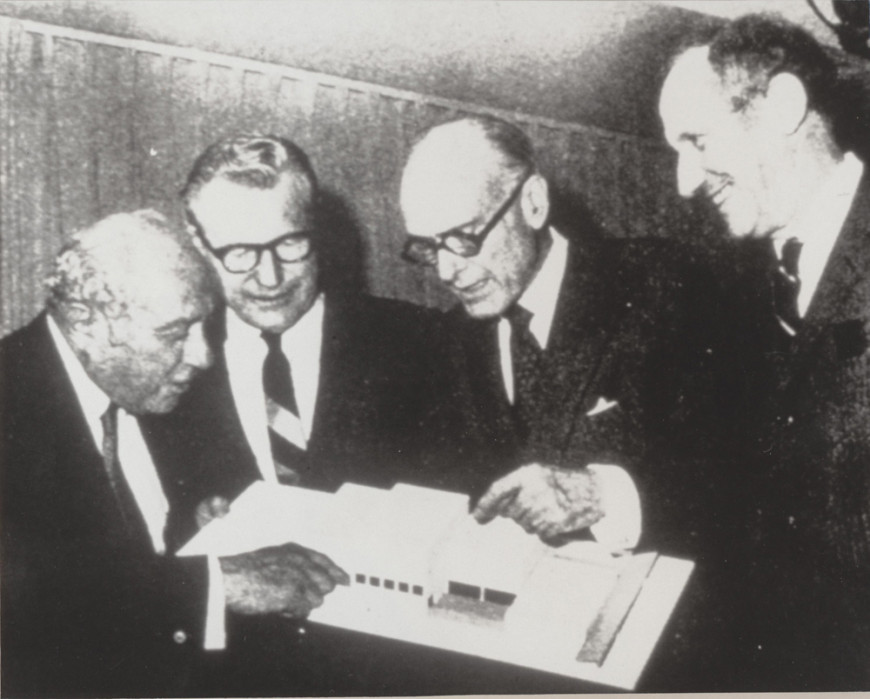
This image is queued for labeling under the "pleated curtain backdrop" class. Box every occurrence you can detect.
[0,16,708,337]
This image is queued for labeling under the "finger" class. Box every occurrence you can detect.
[516,509,542,535]
[303,549,350,585]
[302,564,338,595]
[210,496,231,518]
[473,472,523,522]
[303,586,325,611]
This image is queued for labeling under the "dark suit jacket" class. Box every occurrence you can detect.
[735,172,870,690]
[0,314,212,698]
[440,232,745,557]
[148,293,466,697]
[159,293,458,506]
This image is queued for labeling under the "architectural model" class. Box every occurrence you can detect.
[180,480,693,689]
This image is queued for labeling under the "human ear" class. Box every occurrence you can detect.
[763,72,809,136]
[520,173,551,230]
[62,302,107,350]
[187,223,210,257]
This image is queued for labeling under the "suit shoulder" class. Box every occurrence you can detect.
[345,293,447,336]
[1,313,47,358]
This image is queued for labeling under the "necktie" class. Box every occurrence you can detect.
[262,331,298,416]
[100,403,147,537]
[771,237,803,332]
[262,331,306,483]
[506,304,543,430]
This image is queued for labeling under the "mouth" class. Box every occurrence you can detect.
[247,289,296,307]
[453,278,488,298]
[707,181,732,209]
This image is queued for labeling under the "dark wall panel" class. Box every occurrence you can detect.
[0,16,710,336]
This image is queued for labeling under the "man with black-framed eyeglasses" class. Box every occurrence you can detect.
[399,115,653,551]
[178,133,450,497]
[167,133,464,693]
[399,116,745,575]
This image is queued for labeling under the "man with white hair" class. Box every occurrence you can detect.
[0,210,347,697]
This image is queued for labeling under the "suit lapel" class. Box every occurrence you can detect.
[28,315,147,547]
[524,240,623,457]
[785,172,870,385]
[307,295,345,454]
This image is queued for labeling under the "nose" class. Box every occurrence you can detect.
[183,322,213,370]
[676,149,705,199]
[254,249,283,288]
[436,249,465,285]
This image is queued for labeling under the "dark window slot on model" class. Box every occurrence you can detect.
[448,581,481,600]
[483,589,516,606]
[370,577,380,587]
[384,580,395,590]
[355,574,365,584]
[398,583,409,592]
[412,585,423,595]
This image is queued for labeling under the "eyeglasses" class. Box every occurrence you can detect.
[194,227,314,274]
[401,170,532,267]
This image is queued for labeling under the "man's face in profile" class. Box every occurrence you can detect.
[188,173,320,334]
[659,47,794,239]
[83,266,214,414]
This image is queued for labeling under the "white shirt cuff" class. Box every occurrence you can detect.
[204,555,227,650]
[587,463,641,552]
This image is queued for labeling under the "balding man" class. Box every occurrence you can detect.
[399,116,732,557]
[659,14,870,690]
[0,210,347,697]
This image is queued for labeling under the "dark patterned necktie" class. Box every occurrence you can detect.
[262,331,299,416]
[100,403,147,537]
[262,331,306,482]
[771,237,803,332]
[506,304,543,430]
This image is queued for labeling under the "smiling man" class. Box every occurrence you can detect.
[659,14,870,689]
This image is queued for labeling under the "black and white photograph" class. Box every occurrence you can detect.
[0,0,868,695]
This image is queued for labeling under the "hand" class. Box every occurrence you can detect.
[195,496,231,530]
[220,543,349,618]
[472,463,604,539]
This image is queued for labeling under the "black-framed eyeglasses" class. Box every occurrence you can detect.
[193,227,314,274]
[401,170,533,267]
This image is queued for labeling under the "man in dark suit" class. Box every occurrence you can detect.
[398,115,733,558]
[0,210,348,698]
[173,134,461,695]
[176,134,452,501]
[660,14,870,689]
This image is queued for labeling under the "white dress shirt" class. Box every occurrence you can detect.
[496,229,641,551]
[772,152,864,321]
[224,293,325,481]
[48,315,170,553]
[48,315,224,649]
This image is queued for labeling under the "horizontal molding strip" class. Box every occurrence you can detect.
[0,14,660,146]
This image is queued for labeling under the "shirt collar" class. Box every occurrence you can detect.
[47,313,111,447]
[515,227,569,350]
[225,292,325,353]
[772,152,864,317]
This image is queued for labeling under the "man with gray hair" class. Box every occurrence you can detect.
[399,115,733,559]
[0,210,347,697]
